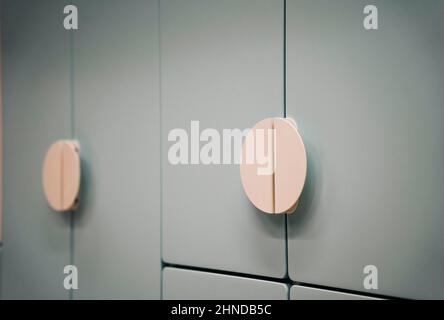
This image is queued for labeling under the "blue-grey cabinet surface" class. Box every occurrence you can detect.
[71,0,161,299]
[161,0,286,279]
[290,285,378,300]
[0,249,2,300]
[286,0,444,299]
[163,267,288,300]
[1,0,71,299]
[2,0,444,301]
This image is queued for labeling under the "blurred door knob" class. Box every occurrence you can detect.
[42,140,80,212]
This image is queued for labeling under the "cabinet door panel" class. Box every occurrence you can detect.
[287,0,444,299]
[0,249,2,300]
[290,285,378,300]
[163,267,288,300]
[161,0,286,278]
[72,0,160,299]
[1,0,71,299]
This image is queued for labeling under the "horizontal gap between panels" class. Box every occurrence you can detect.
[293,281,405,300]
[162,262,289,285]
[162,262,404,300]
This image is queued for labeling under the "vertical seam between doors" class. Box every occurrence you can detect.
[158,0,164,301]
[69,26,75,301]
[283,0,290,286]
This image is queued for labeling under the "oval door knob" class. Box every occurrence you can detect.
[240,117,307,214]
[42,140,81,212]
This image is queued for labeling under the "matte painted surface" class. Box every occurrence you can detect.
[72,0,161,299]
[163,267,288,300]
[1,0,71,299]
[0,3,2,244]
[290,285,377,300]
[0,250,2,300]
[162,0,286,278]
[287,0,444,299]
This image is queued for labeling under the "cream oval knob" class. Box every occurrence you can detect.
[240,117,307,214]
[42,140,81,212]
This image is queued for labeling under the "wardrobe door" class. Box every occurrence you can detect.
[163,267,288,300]
[72,0,160,299]
[290,286,378,300]
[1,0,71,299]
[0,251,2,299]
[161,0,286,278]
[286,0,444,299]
